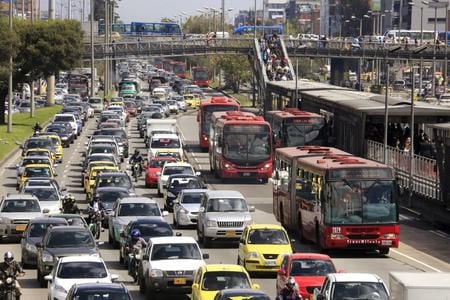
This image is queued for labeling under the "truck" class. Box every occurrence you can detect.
[145,119,177,147]
[389,272,450,300]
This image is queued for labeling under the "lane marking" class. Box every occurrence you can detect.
[429,230,450,240]
[390,249,443,272]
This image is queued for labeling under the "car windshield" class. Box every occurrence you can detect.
[98,191,128,209]
[24,167,51,177]
[101,129,127,139]
[98,176,132,189]
[289,259,336,276]
[150,243,202,260]
[331,282,389,300]
[22,159,50,166]
[57,262,107,279]
[29,222,66,237]
[46,231,95,248]
[1,199,41,212]
[247,229,289,245]
[89,98,102,104]
[181,192,204,204]
[54,116,74,122]
[73,291,131,300]
[90,146,114,154]
[169,178,203,189]
[25,140,52,149]
[202,271,251,291]
[151,138,180,149]
[326,180,397,225]
[206,198,248,212]
[118,203,161,216]
[46,127,66,134]
[156,152,181,160]
[163,166,193,176]
[25,188,58,202]
[149,159,171,168]
[132,223,173,237]
[26,151,49,157]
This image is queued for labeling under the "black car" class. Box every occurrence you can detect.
[21,217,68,267]
[119,217,176,265]
[93,172,135,197]
[165,174,206,211]
[36,226,99,287]
[66,283,132,300]
[45,124,74,147]
[95,186,131,226]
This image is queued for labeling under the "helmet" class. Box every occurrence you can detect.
[286,277,296,288]
[131,229,141,240]
[4,251,14,264]
[134,149,140,155]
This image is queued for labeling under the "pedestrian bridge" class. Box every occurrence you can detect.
[82,37,449,61]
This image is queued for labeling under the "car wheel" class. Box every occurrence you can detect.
[119,250,124,265]
[173,214,178,228]
[38,268,46,288]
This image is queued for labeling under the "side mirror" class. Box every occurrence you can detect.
[277,269,287,276]
[249,206,255,212]
[252,283,260,289]
[111,274,119,281]
[42,209,50,214]
[142,254,149,260]
[162,210,169,216]
[176,232,182,236]
[192,283,199,290]
[44,275,52,281]
[195,171,201,176]
[202,253,209,259]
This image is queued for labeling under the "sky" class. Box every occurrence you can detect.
[116,0,259,24]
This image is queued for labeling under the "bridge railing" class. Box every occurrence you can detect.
[365,139,440,200]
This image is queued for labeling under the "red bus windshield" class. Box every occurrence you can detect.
[202,105,239,134]
[223,124,271,165]
[283,117,325,146]
[193,71,208,80]
[173,65,185,74]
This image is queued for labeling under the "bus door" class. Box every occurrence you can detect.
[273,157,291,227]
[272,117,283,148]
[295,168,323,241]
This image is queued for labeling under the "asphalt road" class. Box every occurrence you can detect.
[0,110,449,300]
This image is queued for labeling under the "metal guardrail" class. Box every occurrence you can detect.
[83,37,450,61]
[366,139,440,200]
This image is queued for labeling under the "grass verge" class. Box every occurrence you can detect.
[0,105,62,161]
[229,93,254,107]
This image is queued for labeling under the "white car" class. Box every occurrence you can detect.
[157,162,198,196]
[139,236,208,295]
[21,185,62,214]
[107,105,127,122]
[314,273,389,300]
[167,100,179,114]
[148,133,183,160]
[53,114,79,136]
[45,256,118,300]
[173,189,207,228]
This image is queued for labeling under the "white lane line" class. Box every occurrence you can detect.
[390,249,443,272]
[429,230,450,240]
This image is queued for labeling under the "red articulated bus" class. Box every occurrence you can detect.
[192,66,209,87]
[273,146,399,255]
[209,111,272,183]
[265,108,327,149]
[197,96,240,151]
[172,61,187,79]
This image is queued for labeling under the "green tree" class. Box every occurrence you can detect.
[216,55,252,93]
[182,15,210,34]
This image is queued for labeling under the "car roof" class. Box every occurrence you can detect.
[59,256,103,263]
[72,282,127,292]
[164,162,192,167]
[180,189,208,194]
[203,264,248,272]
[218,289,269,297]
[288,253,333,260]
[327,273,384,283]
[48,225,88,232]
[4,194,37,200]
[149,236,197,244]
[152,133,179,139]
[205,190,244,199]
[28,217,68,224]
[119,197,156,204]
[245,224,285,231]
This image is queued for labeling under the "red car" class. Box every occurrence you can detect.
[276,253,338,300]
[144,157,177,188]
[125,101,137,117]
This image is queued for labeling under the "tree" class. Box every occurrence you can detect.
[183,15,210,34]
[216,55,252,93]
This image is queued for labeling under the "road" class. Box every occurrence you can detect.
[0,110,449,300]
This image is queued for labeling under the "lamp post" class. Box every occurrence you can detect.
[90,0,94,97]
[8,0,13,132]
[254,0,257,39]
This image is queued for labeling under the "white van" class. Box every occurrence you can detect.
[148,133,183,160]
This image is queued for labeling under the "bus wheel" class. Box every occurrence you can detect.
[316,223,325,252]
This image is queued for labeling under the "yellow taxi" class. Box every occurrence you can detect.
[23,148,56,164]
[191,264,260,300]
[184,94,201,108]
[38,133,63,162]
[18,164,55,190]
[82,160,118,188]
[155,150,183,161]
[84,165,119,200]
[237,224,293,273]
[110,101,124,107]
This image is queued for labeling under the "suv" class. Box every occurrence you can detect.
[139,236,208,296]
[36,226,99,287]
[0,194,47,240]
[197,190,254,248]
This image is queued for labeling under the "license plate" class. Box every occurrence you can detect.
[243,172,251,176]
[15,225,26,231]
[225,231,236,237]
[381,240,392,246]
[265,260,276,266]
[174,278,186,285]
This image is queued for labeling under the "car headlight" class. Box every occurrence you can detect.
[247,252,259,259]
[179,208,188,214]
[381,233,397,239]
[26,243,37,253]
[42,252,53,262]
[150,269,164,277]
[55,284,67,293]
[206,220,217,227]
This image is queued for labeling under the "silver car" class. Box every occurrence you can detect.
[196,190,254,248]
[173,189,207,228]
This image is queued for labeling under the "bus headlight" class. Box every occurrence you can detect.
[261,163,271,170]
[224,163,234,170]
[381,233,396,239]
[330,233,345,240]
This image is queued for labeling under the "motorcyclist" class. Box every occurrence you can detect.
[129,149,143,176]
[32,122,42,135]
[62,194,80,214]
[127,229,147,281]
[0,252,25,300]
[278,277,302,300]
[87,196,105,225]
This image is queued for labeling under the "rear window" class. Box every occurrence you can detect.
[54,116,74,122]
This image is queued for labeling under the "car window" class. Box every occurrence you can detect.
[150,243,202,260]
[169,178,202,189]
[24,167,51,177]
[247,229,289,245]
[73,291,131,300]
[331,282,388,300]
[206,198,248,212]
[25,188,58,202]
[118,203,160,217]
[151,138,180,149]
[289,259,336,276]
[181,193,204,204]
[132,223,173,237]
[98,175,131,189]
[202,271,251,291]
[29,223,66,237]
[57,261,107,279]
[163,166,193,176]
[46,231,95,248]
[1,199,41,213]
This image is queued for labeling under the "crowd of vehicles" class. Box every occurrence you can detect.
[0,56,442,300]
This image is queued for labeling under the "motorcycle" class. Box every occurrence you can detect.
[127,247,142,282]
[87,209,103,239]
[0,272,23,300]
[132,162,142,182]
